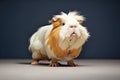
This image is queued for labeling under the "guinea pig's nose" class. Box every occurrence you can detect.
[70,25,76,28]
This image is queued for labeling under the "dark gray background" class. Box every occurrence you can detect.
[0,0,120,59]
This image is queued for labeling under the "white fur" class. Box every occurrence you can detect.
[58,12,90,50]
[29,11,90,60]
[29,25,53,58]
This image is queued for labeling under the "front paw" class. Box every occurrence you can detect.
[49,63,59,67]
[49,58,59,67]
[67,60,78,67]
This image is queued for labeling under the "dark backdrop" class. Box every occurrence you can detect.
[0,0,120,59]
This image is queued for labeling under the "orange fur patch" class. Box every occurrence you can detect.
[68,48,82,58]
[52,18,62,29]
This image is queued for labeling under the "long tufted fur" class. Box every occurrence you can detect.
[29,11,90,66]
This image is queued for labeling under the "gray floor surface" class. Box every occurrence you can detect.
[0,59,120,80]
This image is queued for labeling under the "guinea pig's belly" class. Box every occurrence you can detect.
[62,57,73,61]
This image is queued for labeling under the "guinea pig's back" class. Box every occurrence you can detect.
[29,25,53,53]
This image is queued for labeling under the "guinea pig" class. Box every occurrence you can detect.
[29,11,90,66]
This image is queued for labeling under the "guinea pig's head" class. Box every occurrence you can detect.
[49,11,90,49]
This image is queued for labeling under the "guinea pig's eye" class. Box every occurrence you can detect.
[62,23,65,26]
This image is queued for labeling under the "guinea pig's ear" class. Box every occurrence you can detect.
[49,17,62,28]
[77,20,84,24]
[77,16,85,25]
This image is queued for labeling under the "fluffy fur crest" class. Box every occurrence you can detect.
[51,11,85,23]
